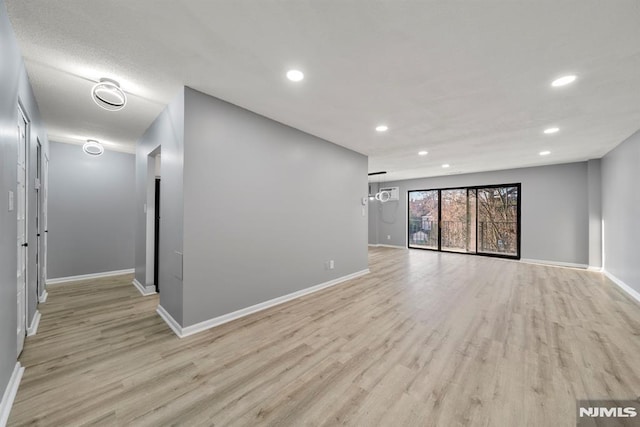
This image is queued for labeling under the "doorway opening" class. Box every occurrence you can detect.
[154,177,160,293]
[145,148,161,294]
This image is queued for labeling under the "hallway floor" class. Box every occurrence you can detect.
[9,248,640,426]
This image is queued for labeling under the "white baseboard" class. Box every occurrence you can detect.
[156,305,182,337]
[520,258,588,269]
[0,362,24,427]
[587,266,603,272]
[46,268,135,286]
[604,270,640,304]
[38,290,48,303]
[132,279,157,296]
[158,269,370,338]
[27,310,41,336]
[369,244,406,249]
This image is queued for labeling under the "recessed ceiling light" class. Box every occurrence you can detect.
[92,78,127,111]
[442,164,450,168]
[418,151,428,156]
[539,150,551,156]
[544,127,559,134]
[551,75,576,87]
[286,69,304,82]
[83,140,104,156]
[375,125,388,132]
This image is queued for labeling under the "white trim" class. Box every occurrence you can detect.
[27,310,41,336]
[587,266,603,272]
[520,258,588,270]
[46,268,134,286]
[158,269,370,338]
[368,244,406,249]
[604,270,640,304]
[132,279,157,296]
[156,305,182,337]
[0,362,24,427]
[38,290,48,303]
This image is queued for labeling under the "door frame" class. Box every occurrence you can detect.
[17,102,29,356]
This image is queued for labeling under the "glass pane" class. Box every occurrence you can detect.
[477,186,519,256]
[408,190,438,249]
[441,189,469,252]
[468,189,477,253]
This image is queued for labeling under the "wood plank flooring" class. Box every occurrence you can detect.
[9,248,640,426]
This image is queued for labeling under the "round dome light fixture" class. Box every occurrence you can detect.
[375,190,391,203]
[83,140,104,156]
[92,78,127,111]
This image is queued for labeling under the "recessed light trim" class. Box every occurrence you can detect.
[83,140,104,156]
[539,150,551,156]
[551,75,576,87]
[418,151,428,156]
[286,69,304,82]
[92,78,127,111]
[442,164,450,168]
[544,127,560,134]
[375,125,388,132]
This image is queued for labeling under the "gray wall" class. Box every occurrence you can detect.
[0,0,49,401]
[367,182,379,245]
[369,162,590,266]
[134,89,185,324]
[182,88,369,327]
[602,129,640,293]
[47,141,135,279]
[587,159,602,268]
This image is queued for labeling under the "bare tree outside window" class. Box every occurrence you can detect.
[407,184,520,258]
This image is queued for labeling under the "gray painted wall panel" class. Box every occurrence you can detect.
[367,182,379,245]
[0,0,49,400]
[182,88,368,327]
[47,142,135,279]
[134,89,184,324]
[369,163,589,265]
[587,159,602,268]
[602,129,640,292]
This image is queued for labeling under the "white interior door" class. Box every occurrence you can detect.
[17,107,28,357]
[43,154,48,296]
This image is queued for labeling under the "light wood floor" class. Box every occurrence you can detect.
[9,248,640,426]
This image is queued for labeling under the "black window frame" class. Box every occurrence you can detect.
[407,183,521,260]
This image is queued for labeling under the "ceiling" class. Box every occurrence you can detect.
[6,0,640,181]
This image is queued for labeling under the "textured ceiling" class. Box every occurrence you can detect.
[6,0,640,181]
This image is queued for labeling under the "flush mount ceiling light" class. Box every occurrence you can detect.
[92,78,127,111]
[418,151,428,156]
[539,150,551,156]
[551,75,576,87]
[442,164,450,168]
[544,127,560,134]
[375,125,388,132]
[83,140,104,156]
[286,69,304,82]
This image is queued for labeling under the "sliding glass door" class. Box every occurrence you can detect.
[477,186,519,257]
[441,189,477,253]
[408,190,438,249]
[408,184,520,259]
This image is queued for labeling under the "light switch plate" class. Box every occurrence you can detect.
[8,191,14,212]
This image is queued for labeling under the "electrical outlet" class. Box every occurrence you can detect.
[329,260,335,269]
[387,235,391,240]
